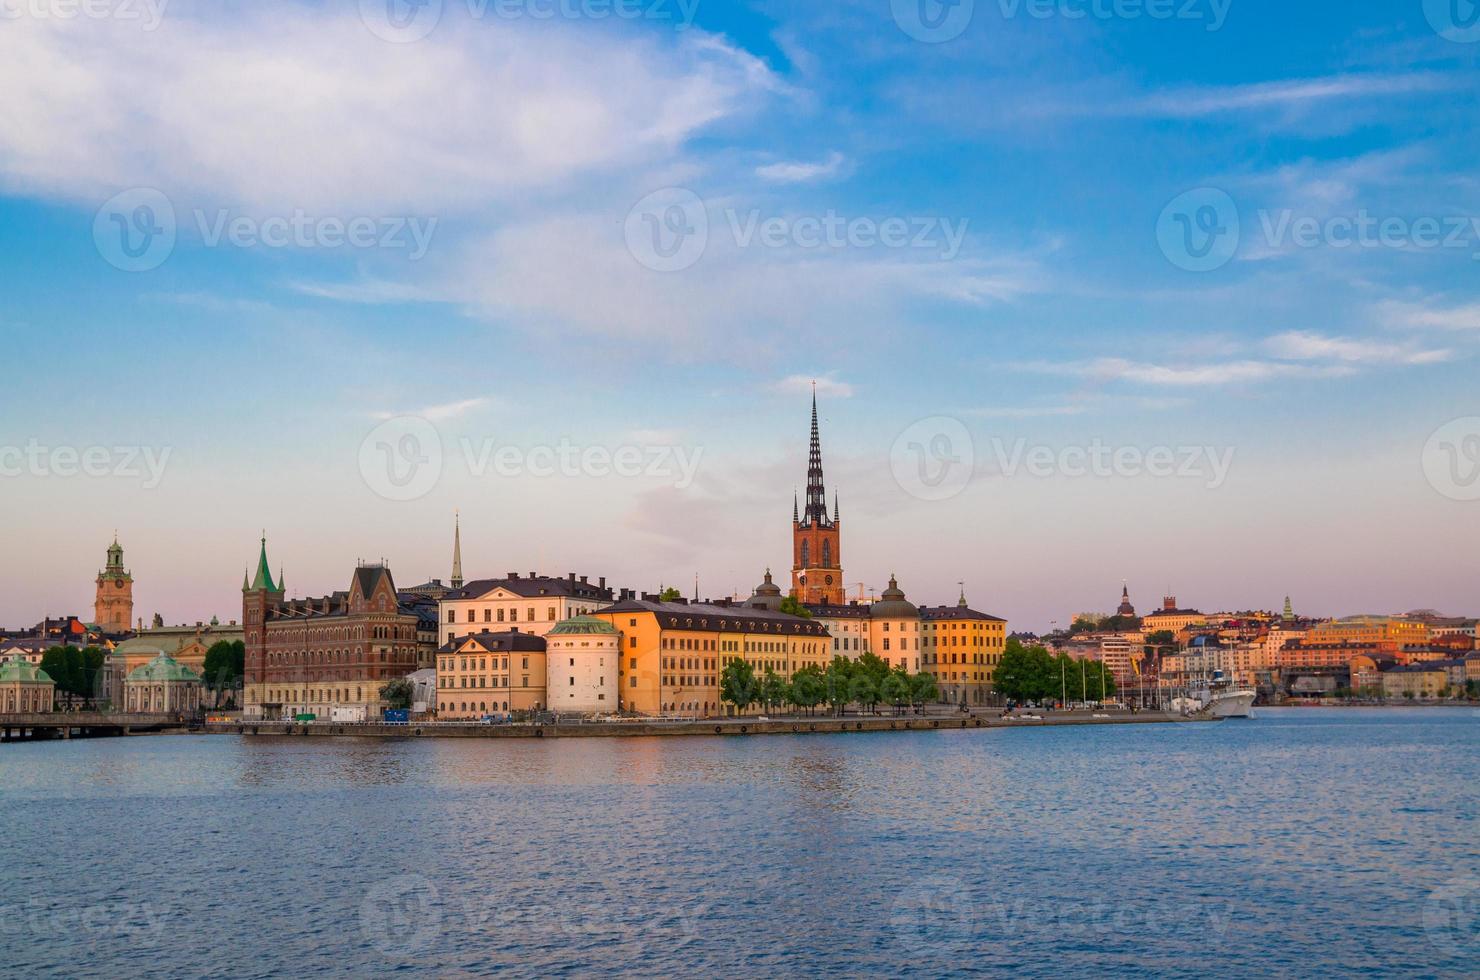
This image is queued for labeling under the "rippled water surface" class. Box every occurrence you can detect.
[2,708,1476,977]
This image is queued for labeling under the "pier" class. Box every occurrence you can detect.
[0,712,195,741]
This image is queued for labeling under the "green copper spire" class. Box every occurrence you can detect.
[250,534,278,593]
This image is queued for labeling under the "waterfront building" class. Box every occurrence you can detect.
[439,572,613,646]
[104,620,244,705]
[1096,633,1145,688]
[791,392,845,605]
[867,576,921,673]
[1306,616,1429,647]
[435,630,548,718]
[545,615,620,713]
[591,589,830,716]
[0,655,54,712]
[241,537,437,720]
[93,535,134,633]
[1380,663,1451,700]
[920,590,1007,705]
[122,653,204,713]
[808,601,872,659]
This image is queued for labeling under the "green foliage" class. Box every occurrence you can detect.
[202,640,245,692]
[849,672,881,712]
[760,670,789,712]
[788,666,825,713]
[995,640,1115,703]
[879,670,910,709]
[720,658,759,712]
[1069,617,1100,634]
[779,595,812,618]
[1143,630,1178,655]
[658,587,683,602]
[39,645,105,702]
[910,671,940,706]
[379,677,415,710]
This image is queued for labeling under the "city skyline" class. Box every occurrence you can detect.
[3,2,1479,629]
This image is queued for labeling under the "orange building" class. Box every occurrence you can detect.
[591,582,830,717]
[920,592,1007,705]
[93,535,134,633]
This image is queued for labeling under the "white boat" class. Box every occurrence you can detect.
[1205,687,1255,719]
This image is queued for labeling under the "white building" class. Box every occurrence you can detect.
[439,573,613,646]
[544,616,620,714]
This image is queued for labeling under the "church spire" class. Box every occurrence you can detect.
[249,534,278,593]
[804,385,829,527]
[451,511,464,589]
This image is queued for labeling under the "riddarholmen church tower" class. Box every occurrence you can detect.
[791,390,845,605]
[94,534,134,632]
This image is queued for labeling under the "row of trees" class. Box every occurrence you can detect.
[719,652,940,716]
[993,638,1117,704]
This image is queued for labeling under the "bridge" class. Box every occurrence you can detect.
[0,712,196,741]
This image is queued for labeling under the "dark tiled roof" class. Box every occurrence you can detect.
[598,599,829,636]
[353,565,396,600]
[440,630,548,654]
[448,575,613,602]
[806,604,874,620]
[920,605,1007,623]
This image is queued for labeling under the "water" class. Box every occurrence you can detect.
[1,708,1475,978]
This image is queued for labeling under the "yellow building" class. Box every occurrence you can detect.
[866,575,921,673]
[920,593,1007,706]
[435,630,548,718]
[1308,616,1430,647]
[591,583,831,717]
[1380,663,1450,700]
[1140,596,1207,635]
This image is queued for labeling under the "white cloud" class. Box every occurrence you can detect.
[288,278,435,305]
[372,398,489,421]
[1129,73,1453,119]
[1263,331,1451,365]
[774,375,855,398]
[0,10,774,214]
[1382,300,1480,331]
[1023,357,1355,387]
[756,152,846,183]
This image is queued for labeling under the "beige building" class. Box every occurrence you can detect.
[866,576,921,673]
[439,573,613,646]
[545,616,620,714]
[123,653,205,714]
[1380,664,1449,700]
[435,630,548,719]
[0,656,55,713]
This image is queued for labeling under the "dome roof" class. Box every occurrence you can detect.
[0,656,52,685]
[870,575,918,618]
[754,568,783,597]
[547,615,619,636]
[126,653,202,684]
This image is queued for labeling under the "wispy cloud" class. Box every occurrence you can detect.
[1021,357,1356,387]
[288,278,434,305]
[1127,72,1455,119]
[1382,300,1480,331]
[372,398,490,422]
[775,374,855,398]
[1263,331,1451,365]
[756,152,846,183]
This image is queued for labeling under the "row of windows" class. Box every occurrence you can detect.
[266,687,364,703]
[443,675,532,689]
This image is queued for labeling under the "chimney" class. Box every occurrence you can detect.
[529,571,537,579]
[599,577,606,590]
[569,572,576,583]
[507,571,518,579]
[580,575,588,584]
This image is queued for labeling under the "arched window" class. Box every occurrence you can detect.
[800,540,810,567]
[822,540,831,567]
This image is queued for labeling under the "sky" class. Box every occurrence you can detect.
[1,0,1478,633]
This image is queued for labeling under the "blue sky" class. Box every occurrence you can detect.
[2,0,1478,631]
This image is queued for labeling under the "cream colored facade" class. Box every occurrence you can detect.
[436,631,548,719]
[438,574,612,646]
[0,656,55,713]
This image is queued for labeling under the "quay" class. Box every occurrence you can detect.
[0,711,196,741]
[202,709,1204,739]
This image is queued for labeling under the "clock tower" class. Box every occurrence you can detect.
[94,534,134,632]
[791,390,844,605]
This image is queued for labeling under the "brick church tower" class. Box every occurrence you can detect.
[241,534,285,716]
[791,390,844,605]
[94,534,134,632]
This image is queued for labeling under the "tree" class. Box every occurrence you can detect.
[658,587,682,602]
[854,652,890,686]
[1143,630,1178,656]
[760,670,789,713]
[879,671,911,714]
[850,672,881,714]
[202,640,246,705]
[40,646,105,705]
[789,667,825,715]
[1069,616,1101,635]
[380,677,415,710]
[822,657,854,715]
[720,658,758,714]
[909,671,940,707]
[779,595,812,618]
